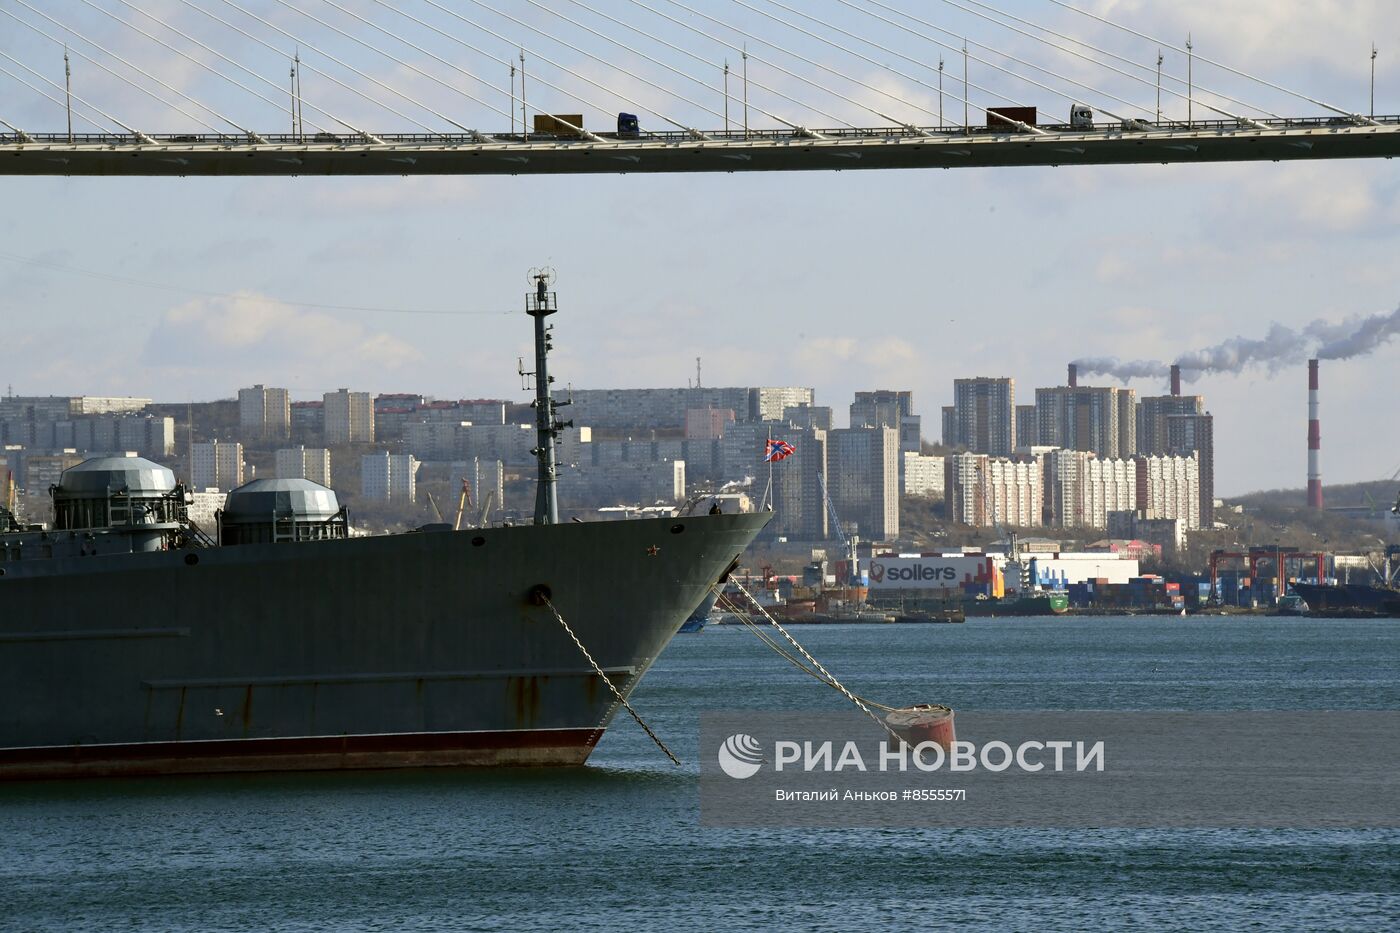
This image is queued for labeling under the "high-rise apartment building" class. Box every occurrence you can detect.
[360,451,418,502]
[0,396,150,419]
[952,378,1016,456]
[1045,450,1136,529]
[1015,405,1037,451]
[238,385,291,441]
[720,421,827,539]
[1138,393,1204,455]
[902,451,945,499]
[1134,453,1201,531]
[827,426,900,541]
[783,404,833,432]
[850,390,912,428]
[323,389,375,444]
[558,387,812,430]
[684,408,734,440]
[192,440,244,490]
[1165,414,1214,528]
[1034,385,1135,458]
[275,446,332,486]
[944,452,1042,527]
[753,387,816,422]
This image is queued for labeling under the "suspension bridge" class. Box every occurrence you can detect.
[0,0,1395,176]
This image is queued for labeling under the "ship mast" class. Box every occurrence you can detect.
[522,268,570,525]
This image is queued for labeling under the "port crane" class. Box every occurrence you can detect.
[816,472,860,585]
[454,476,472,531]
[424,491,446,524]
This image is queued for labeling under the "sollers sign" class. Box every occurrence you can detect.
[865,555,998,591]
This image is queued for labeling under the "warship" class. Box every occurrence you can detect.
[0,274,769,779]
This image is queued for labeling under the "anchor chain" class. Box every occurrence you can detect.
[726,580,908,748]
[542,596,681,766]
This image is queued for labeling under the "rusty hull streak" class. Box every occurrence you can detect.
[508,675,545,729]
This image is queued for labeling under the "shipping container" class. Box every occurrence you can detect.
[986,106,1037,130]
[532,114,585,137]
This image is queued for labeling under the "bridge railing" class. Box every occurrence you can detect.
[2,115,1396,148]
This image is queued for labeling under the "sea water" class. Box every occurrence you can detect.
[2,616,1397,931]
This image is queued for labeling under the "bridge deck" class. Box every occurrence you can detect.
[2,116,1397,176]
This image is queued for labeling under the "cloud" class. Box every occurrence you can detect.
[1087,0,1393,76]
[141,292,422,391]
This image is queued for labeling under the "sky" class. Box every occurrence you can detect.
[1,0,1399,496]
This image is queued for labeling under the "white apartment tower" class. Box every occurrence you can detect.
[324,389,375,444]
[191,440,245,491]
[238,385,291,440]
[275,446,332,486]
[361,451,419,503]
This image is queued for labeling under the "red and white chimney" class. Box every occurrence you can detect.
[1169,364,1182,397]
[1307,359,1323,509]
[1067,363,1078,388]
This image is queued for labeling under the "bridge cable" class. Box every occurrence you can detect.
[732,0,1045,130]
[169,0,390,140]
[929,0,1279,118]
[411,0,734,140]
[556,0,855,136]
[361,0,600,141]
[308,0,517,132]
[0,116,31,141]
[647,0,942,132]
[211,0,460,138]
[0,48,148,140]
[98,0,337,137]
[848,0,1268,128]
[7,1,245,138]
[172,0,422,140]
[277,0,507,138]
[467,0,728,138]
[617,0,877,133]
[740,0,1132,132]
[813,0,1167,125]
[1045,0,1380,125]
[0,63,115,135]
[2,9,220,136]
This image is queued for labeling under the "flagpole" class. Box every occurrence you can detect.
[767,450,774,511]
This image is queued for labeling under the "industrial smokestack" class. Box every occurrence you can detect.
[1170,364,1182,397]
[1067,363,1078,388]
[1307,359,1323,508]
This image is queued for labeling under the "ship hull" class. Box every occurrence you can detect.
[964,594,1071,617]
[678,589,720,633]
[1293,582,1400,617]
[0,512,768,779]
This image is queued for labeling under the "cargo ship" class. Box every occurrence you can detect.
[1292,582,1400,618]
[963,593,1070,617]
[0,274,769,779]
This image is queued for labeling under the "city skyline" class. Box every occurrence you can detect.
[2,2,1397,496]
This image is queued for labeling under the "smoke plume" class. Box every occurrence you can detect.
[1072,303,1400,384]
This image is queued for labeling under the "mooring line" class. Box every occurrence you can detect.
[725,581,907,747]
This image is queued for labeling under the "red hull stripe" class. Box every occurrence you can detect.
[0,728,602,780]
